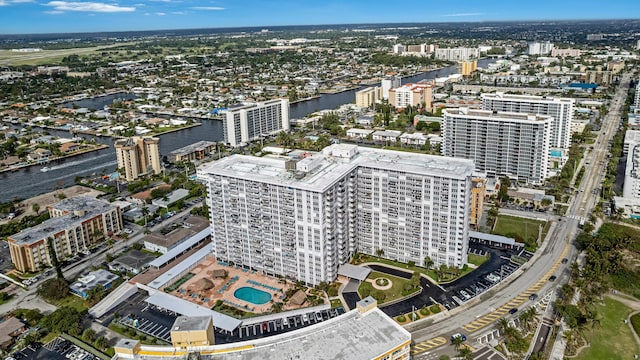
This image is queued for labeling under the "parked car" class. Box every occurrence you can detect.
[451,333,467,343]
[509,308,518,315]
[529,293,538,301]
[549,275,557,281]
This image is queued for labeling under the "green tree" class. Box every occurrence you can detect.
[37,277,69,301]
[39,306,82,334]
[498,177,511,203]
[424,256,434,271]
[31,203,40,215]
[94,336,108,349]
[82,328,96,343]
[46,237,64,280]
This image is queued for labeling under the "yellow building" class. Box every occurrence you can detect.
[585,66,613,86]
[115,136,162,181]
[355,86,381,108]
[170,316,215,348]
[470,178,486,230]
[388,83,434,112]
[8,196,122,273]
[458,60,478,76]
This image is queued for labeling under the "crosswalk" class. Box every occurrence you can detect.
[462,242,569,333]
[565,215,584,221]
[410,336,448,356]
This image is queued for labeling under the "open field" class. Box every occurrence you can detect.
[575,297,640,360]
[493,214,550,248]
[0,44,132,65]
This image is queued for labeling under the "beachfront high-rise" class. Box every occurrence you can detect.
[114,136,162,181]
[442,108,552,184]
[222,99,290,147]
[198,144,474,285]
[481,92,575,149]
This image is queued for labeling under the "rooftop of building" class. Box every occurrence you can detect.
[204,307,409,360]
[10,198,118,246]
[198,144,474,192]
[171,316,211,332]
[168,141,218,156]
[226,99,287,112]
[48,195,116,214]
[625,130,640,145]
[443,108,553,122]
[70,269,119,295]
[481,92,575,103]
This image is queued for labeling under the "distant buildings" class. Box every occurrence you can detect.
[388,83,434,112]
[222,99,290,147]
[355,87,381,108]
[392,44,405,54]
[8,196,123,273]
[380,75,401,100]
[528,41,554,55]
[551,48,582,58]
[115,136,162,182]
[434,47,480,61]
[442,108,552,184]
[481,93,575,149]
[457,60,477,76]
[585,66,613,86]
[635,83,640,113]
[198,144,473,285]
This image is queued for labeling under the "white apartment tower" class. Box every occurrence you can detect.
[481,93,575,149]
[198,144,474,285]
[635,83,640,113]
[528,41,554,55]
[381,76,401,100]
[223,99,290,147]
[442,108,552,184]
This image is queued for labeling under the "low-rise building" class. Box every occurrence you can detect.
[372,130,402,143]
[170,316,215,348]
[399,132,428,146]
[70,269,120,299]
[0,317,26,350]
[168,141,218,163]
[346,128,374,139]
[143,216,209,254]
[8,196,123,273]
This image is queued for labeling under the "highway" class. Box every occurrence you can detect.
[408,73,633,358]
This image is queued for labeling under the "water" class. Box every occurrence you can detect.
[60,92,138,110]
[233,287,272,305]
[1,58,496,202]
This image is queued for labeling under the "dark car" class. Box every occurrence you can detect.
[561,258,569,264]
[549,275,557,281]
[509,308,518,315]
[529,293,538,301]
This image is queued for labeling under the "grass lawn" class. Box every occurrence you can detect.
[468,253,489,267]
[330,299,343,308]
[357,271,414,304]
[493,215,550,249]
[575,297,640,360]
[52,295,87,312]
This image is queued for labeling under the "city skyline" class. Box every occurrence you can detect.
[1,0,639,34]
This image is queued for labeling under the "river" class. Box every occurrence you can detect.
[0,58,495,202]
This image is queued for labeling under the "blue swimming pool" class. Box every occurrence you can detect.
[234,287,272,305]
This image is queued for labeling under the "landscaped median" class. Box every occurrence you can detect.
[395,304,443,324]
[357,270,420,304]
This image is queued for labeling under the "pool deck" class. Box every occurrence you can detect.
[168,257,299,314]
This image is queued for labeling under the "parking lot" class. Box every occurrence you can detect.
[10,337,96,360]
[105,289,346,345]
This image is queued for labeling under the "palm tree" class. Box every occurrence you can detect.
[458,346,473,360]
[451,336,464,350]
[496,318,510,334]
[31,203,40,215]
[424,256,434,271]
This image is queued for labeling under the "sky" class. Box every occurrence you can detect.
[1,0,639,35]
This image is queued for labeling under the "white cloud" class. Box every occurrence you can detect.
[171,11,186,15]
[44,9,63,14]
[442,12,483,17]
[45,1,135,12]
[191,6,223,10]
[0,0,35,5]
[155,11,165,15]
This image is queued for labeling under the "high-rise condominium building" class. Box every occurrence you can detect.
[481,93,575,149]
[434,48,480,61]
[389,83,434,112]
[8,196,122,272]
[528,41,554,55]
[442,108,552,184]
[458,60,478,76]
[381,76,401,100]
[355,87,381,108]
[198,144,474,285]
[222,99,289,147]
[115,136,161,181]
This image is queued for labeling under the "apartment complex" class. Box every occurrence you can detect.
[222,99,290,147]
[551,48,582,58]
[481,92,575,149]
[458,60,478,76]
[585,66,613,86]
[8,196,122,272]
[636,83,640,113]
[381,75,401,100]
[389,83,434,112]
[115,136,161,181]
[434,47,480,61]
[355,86,381,108]
[442,108,552,184]
[198,144,473,285]
[528,41,554,55]
[613,131,640,217]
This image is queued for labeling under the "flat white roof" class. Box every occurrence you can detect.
[148,228,211,270]
[145,291,242,332]
[469,231,519,246]
[198,144,474,193]
[338,264,371,281]
[148,244,211,290]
